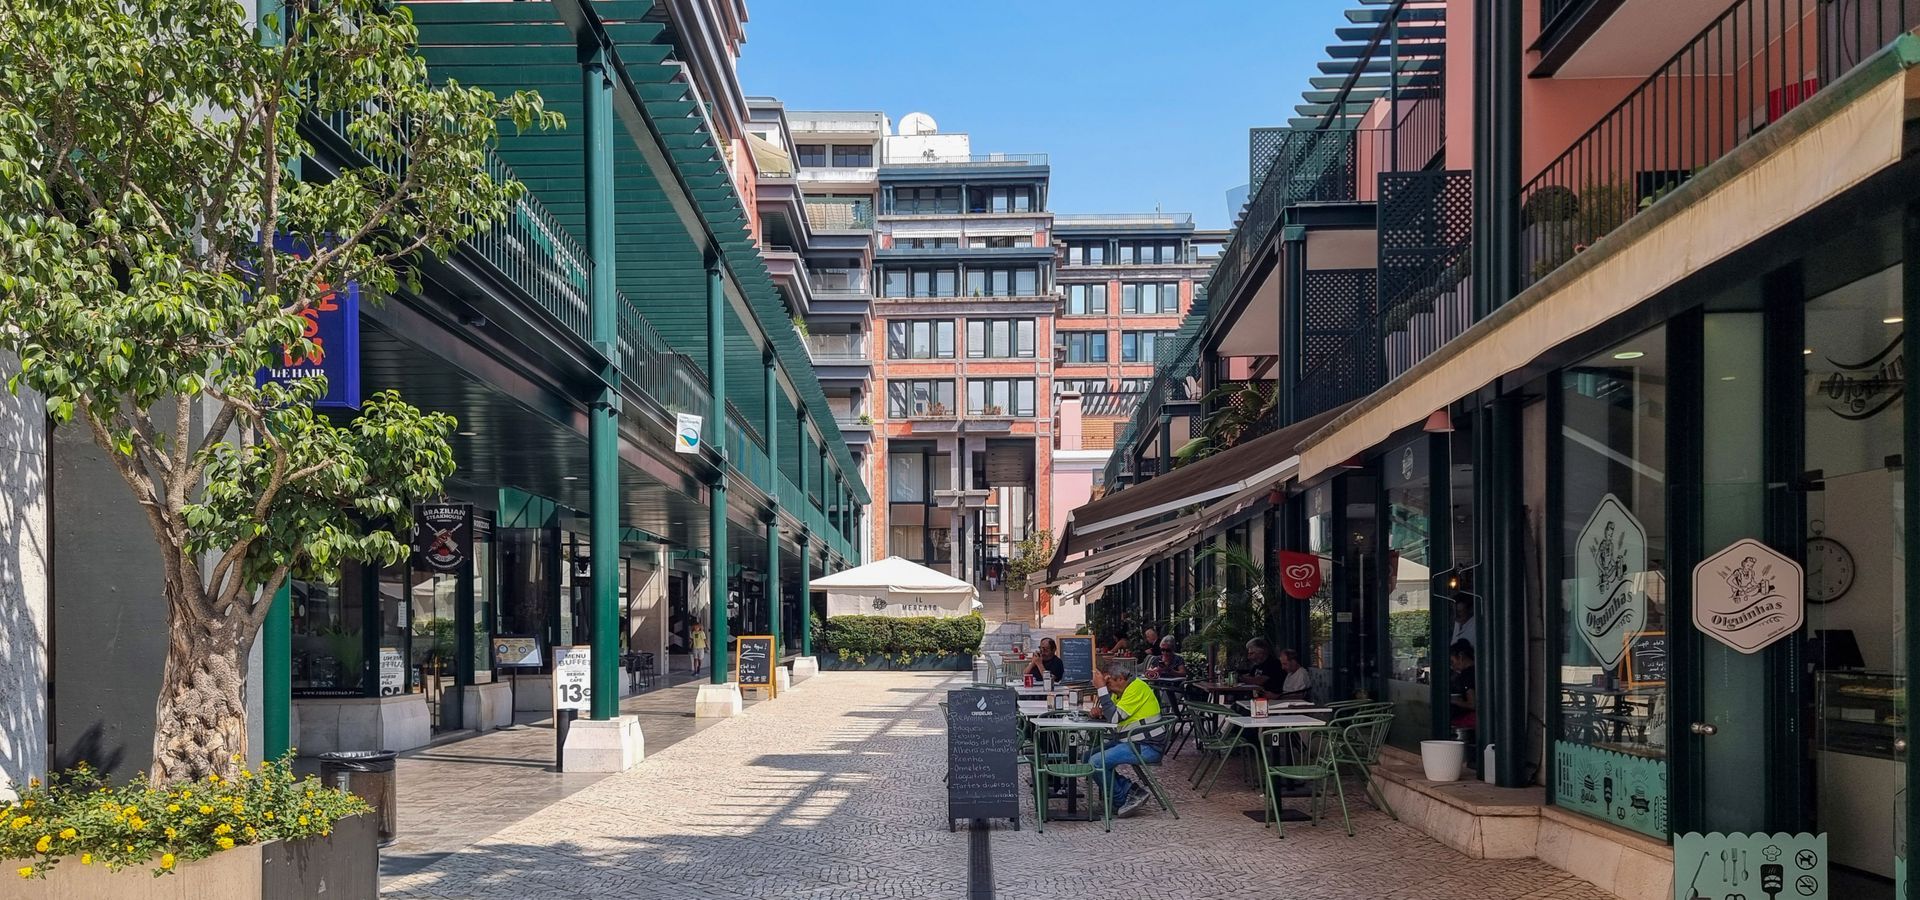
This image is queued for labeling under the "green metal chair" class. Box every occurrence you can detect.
[1257,725,1352,838]
[1185,701,1256,796]
[1329,712,1396,818]
[1103,718,1180,819]
[1033,723,1112,833]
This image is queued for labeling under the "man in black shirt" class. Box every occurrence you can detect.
[1236,638,1287,695]
[1022,637,1065,683]
[1449,639,1477,740]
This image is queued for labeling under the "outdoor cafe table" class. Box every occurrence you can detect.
[1226,714,1327,822]
[1028,716,1117,822]
[1017,700,1056,716]
[1193,682,1257,703]
[1235,701,1333,716]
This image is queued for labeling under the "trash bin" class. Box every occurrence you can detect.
[319,750,398,846]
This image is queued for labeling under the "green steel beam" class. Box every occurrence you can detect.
[706,259,731,684]
[763,350,781,662]
[585,50,622,721]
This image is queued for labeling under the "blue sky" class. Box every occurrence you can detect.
[737,0,1354,229]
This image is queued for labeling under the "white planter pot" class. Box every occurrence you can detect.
[1420,740,1466,782]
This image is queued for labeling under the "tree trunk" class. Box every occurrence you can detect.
[150,609,251,783]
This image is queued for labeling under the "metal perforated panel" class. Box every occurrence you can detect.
[1377,170,1473,381]
[1298,269,1378,419]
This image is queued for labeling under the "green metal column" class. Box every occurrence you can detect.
[706,259,731,685]
[584,50,621,720]
[763,353,781,659]
[797,409,814,656]
[263,581,290,759]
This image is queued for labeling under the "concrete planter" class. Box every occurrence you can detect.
[3,813,377,900]
[820,653,973,671]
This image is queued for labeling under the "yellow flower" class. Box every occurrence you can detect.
[34,835,50,853]
[297,815,308,827]
[58,828,75,840]
[230,753,243,763]
[166,804,180,813]
[19,800,31,809]
[244,826,257,838]
[207,774,221,784]
[164,827,176,839]
[159,853,175,870]
[213,823,232,835]
[263,812,273,822]
[80,853,91,865]
[25,778,37,789]
[121,805,137,817]
[216,837,234,850]
[240,770,253,780]
[198,805,214,815]
[8,816,28,829]
[128,816,145,831]
[16,866,31,879]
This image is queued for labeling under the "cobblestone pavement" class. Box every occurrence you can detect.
[379,675,719,878]
[383,673,1613,899]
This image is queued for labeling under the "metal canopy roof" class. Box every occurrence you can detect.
[405,0,870,508]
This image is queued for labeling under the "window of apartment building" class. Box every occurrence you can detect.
[901,237,959,250]
[968,186,1035,214]
[1121,282,1179,315]
[796,144,827,168]
[967,378,1036,416]
[885,320,956,359]
[1056,378,1107,395]
[1120,240,1184,265]
[894,186,961,215]
[965,319,1036,359]
[883,267,959,298]
[1121,330,1174,362]
[966,266,1039,297]
[831,144,872,167]
[968,236,1023,249]
[886,379,956,417]
[1117,378,1152,392]
[1065,283,1108,316]
[1066,241,1108,266]
[1059,331,1108,363]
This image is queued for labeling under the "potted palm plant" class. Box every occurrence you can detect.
[1175,542,1271,678]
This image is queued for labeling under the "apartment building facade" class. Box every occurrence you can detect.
[1060,2,1920,897]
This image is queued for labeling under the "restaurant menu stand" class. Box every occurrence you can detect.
[946,687,1020,831]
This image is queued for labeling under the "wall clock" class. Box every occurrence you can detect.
[1806,520,1855,604]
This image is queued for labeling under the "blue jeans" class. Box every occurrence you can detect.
[1085,742,1162,807]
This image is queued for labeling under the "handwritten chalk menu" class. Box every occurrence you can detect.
[736,634,776,697]
[1624,632,1667,687]
[946,687,1020,827]
[1056,635,1095,684]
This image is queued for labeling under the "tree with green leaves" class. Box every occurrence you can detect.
[0,0,560,782]
[1177,542,1269,675]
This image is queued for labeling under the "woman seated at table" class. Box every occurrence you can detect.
[1102,633,1130,656]
[1143,636,1186,680]
[1023,637,1065,683]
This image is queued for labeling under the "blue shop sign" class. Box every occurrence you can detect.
[255,237,361,409]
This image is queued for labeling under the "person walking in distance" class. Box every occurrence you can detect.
[691,622,708,676]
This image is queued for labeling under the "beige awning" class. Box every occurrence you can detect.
[1297,50,1916,480]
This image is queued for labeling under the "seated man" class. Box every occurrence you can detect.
[1143,636,1186,680]
[1449,639,1477,743]
[1236,638,1287,695]
[1023,637,1065,683]
[1085,662,1168,818]
[1274,649,1313,701]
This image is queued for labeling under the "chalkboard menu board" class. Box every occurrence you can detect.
[946,687,1020,828]
[736,634,776,696]
[1056,635,1095,684]
[1624,631,1667,687]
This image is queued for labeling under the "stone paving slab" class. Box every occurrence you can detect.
[383,673,1614,899]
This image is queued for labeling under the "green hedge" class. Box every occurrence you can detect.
[817,614,985,657]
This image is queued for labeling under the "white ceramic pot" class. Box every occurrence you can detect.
[1421,739,1466,782]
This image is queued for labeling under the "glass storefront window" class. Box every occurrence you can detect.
[290,572,368,696]
[1553,325,1668,839]
[1384,438,1433,750]
[377,566,415,696]
[471,518,494,682]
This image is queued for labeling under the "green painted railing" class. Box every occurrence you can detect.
[616,295,709,419]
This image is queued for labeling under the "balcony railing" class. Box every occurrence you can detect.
[320,105,594,345]
[617,295,709,419]
[883,152,1048,167]
[810,266,870,292]
[804,333,870,362]
[803,196,874,230]
[1207,127,1392,316]
[1520,0,1917,288]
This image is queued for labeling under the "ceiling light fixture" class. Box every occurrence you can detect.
[1612,351,1645,361]
[457,431,478,437]
[1886,316,1905,325]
